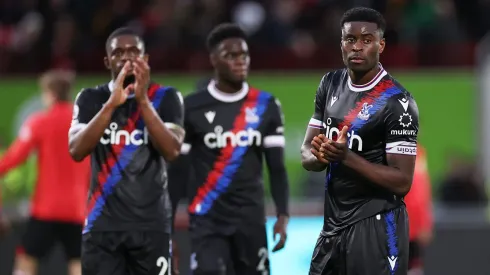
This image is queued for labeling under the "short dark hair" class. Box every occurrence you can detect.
[206,23,247,51]
[340,7,386,35]
[39,69,75,102]
[105,27,144,51]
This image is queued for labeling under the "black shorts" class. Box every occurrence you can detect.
[309,207,409,275]
[81,231,170,275]
[190,224,270,275]
[21,217,82,260]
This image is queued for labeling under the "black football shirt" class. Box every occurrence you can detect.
[70,81,184,234]
[180,80,285,231]
[308,65,419,236]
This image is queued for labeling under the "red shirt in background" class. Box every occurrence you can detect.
[405,146,433,241]
[0,102,90,224]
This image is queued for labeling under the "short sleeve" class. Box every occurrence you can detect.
[158,87,184,130]
[384,95,419,156]
[69,89,93,135]
[308,74,328,129]
[263,97,286,149]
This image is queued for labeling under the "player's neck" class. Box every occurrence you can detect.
[349,65,381,86]
[214,79,244,94]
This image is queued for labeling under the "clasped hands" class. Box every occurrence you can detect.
[310,126,349,164]
[107,57,151,108]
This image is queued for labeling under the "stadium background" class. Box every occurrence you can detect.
[0,0,487,274]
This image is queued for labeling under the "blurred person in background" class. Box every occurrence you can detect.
[170,23,290,275]
[301,7,419,275]
[0,69,90,275]
[69,27,184,275]
[405,145,433,275]
[0,188,10,237]
[439,151,487,205]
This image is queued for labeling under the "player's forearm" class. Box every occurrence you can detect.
[343,151,412,196]
[0,140,32,175]
[138,101,181,161]
[301,145,327,172]
[270,175,289,216]
[69,104,116,162]
[168,157,187,230]
[265,148,290,216]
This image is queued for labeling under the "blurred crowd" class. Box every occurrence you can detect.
[1,0,490,72]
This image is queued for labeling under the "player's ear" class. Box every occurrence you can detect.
[379,38,385,54]
[104,56,111,70]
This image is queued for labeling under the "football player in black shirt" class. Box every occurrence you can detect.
[300,8,419,275]
[169,23,290,275]
[68,27,185,275]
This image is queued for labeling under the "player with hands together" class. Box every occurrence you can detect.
[310,134,330,164]
[320,126,349,162]
[70,28,186,275]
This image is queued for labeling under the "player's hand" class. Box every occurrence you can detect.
[310,134,329,164]
[106,61,133,108]
[171,239,180,275]
[0,212,10,238]
[321,126,349,162]
[133,57,151,103]
[272,215,288,252]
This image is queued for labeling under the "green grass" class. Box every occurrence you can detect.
[0,71,476,200]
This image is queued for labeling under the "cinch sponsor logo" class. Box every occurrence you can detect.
[325,117,363,151]
[204,125,261,149]
[390,129,417,136]
[100,122,149,145]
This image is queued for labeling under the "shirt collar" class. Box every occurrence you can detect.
[347,63,387,92]
[207,79,249,102]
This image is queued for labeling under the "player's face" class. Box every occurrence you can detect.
[340,22,385,72]
[213,38,250,83]
[104,35,147,79]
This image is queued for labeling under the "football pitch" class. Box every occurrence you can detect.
[0,70,476,199]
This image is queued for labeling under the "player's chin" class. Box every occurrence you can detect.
[231,72,248,82]
[347,62,370,72]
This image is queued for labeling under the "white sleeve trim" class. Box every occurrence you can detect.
[308,118,325,129]
[164,122,183,131]
[275,126,284,134]
[181,143,191,154]
[263,135,285,148]
[68,123,87,136]
[385,141,417,156]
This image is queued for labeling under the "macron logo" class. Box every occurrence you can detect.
[205,111,216,124]
[388,256,397,271]
[330,96,338,106]
[398,98,409,112]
